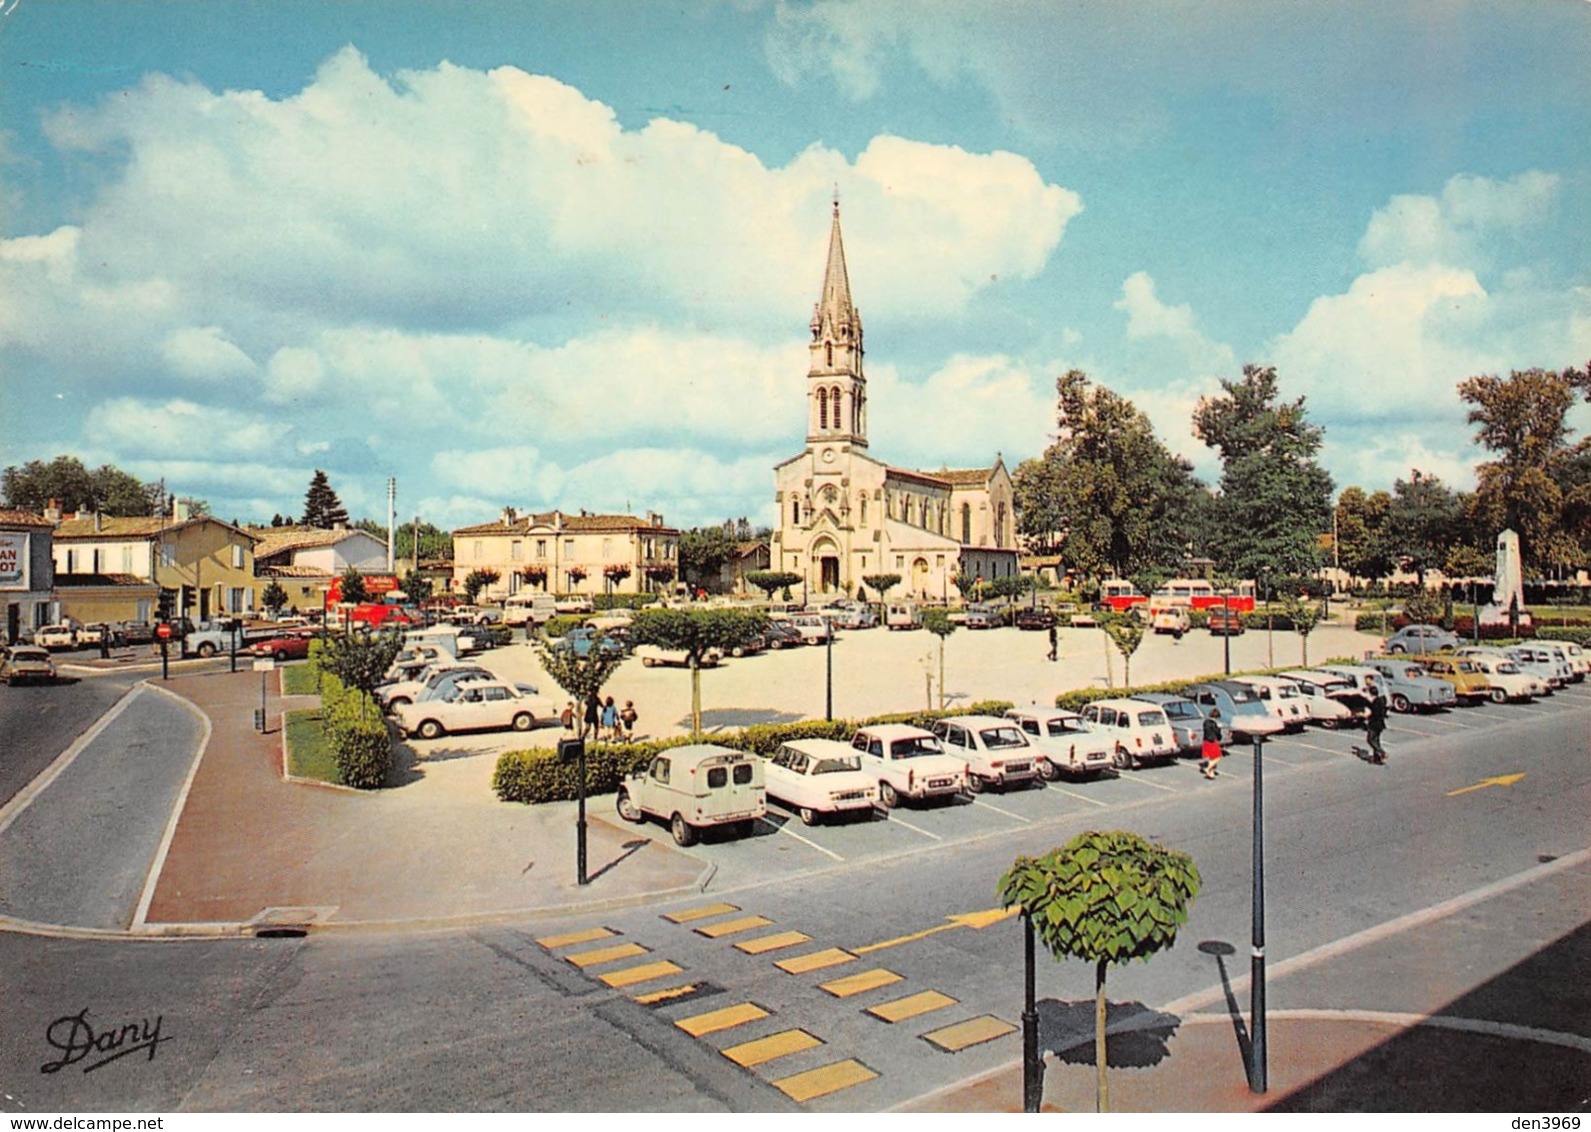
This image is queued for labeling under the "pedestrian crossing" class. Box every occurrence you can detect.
[534,899,1019,1106]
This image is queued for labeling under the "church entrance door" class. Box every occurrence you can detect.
[912,557,930,598]
[820,556,840,593]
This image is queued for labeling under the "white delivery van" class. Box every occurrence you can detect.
[886,602,922,630]
[502,593,558,627]
[615,744,766,846]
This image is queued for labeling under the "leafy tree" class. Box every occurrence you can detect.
[261,580,289,615]
[629,608,768,735]
[461,568,500,603]
[1193,364,1334,579]
[1458,363,1591,572]
[520,565,549,589]
[745,570,802,601]
[1016,371,1206,580]
[1278,591,1326,665]
[1099,611,1145,689]
[94,466,157,516]
[319,630,404,711]
[989,574,1033,603]
[644,565,676,588]
[338,566,370,606]
[861,573,901,602]
[679,526,739,592]
[922,607,957,710]
[533,637,629,720]
[1333,487,1394,583]
[302,469,349,529]
[603,564,633,592]
[1384,471,1460,586]
[270,513,291,527]
[399,569,433,606]
[998,831,1202,1113]
[1,456,162,516]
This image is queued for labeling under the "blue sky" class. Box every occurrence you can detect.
[3,0,1588,532]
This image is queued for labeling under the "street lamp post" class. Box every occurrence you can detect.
[1022,910,1042,1112]
[1220,589,1233,675]
[1264,574,1273,668]
[1250,732,1268,1092]
[825,620,834,722]
[560,737,589,886]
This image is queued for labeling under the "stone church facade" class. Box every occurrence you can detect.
[773,202,1019,600]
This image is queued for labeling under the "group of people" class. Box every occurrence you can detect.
[561,693,638,743]
[1197,680,1391,778]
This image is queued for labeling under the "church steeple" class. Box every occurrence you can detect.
[807,194,867,448]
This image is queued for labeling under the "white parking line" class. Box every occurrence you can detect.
[757,816,845,862]
[1114,772,1179,792]
[970,798,1030,823]
[1044,785,1110,807]
[881,813,942,841]
[1276,738,1354,758]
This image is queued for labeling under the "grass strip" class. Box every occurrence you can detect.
[285,707,341,785]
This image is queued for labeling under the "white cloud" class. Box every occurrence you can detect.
[82,398,293,461]
[1358,171,1560,270]
[868,354,1054,471]
[1114,271,1236,377]
[161,326,257,381]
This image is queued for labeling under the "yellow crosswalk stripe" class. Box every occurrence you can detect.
[598,960,683,988]
[632,984,701,1006]
[734,930,811,955]
[564,942,647,968]
[771,1059,878,1103]
[675,1001,768,1037]
[922,1015,1018,1051]
[535,926,615,949]
[663,902,740,924]
[866,990,958,1023]
[775,948,856,975]
[720,1029,822,1068]
[696,915,773,938]
[819,968,902,998]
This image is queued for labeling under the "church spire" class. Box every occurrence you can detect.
[813,190,856,339]
[807,195,866,448]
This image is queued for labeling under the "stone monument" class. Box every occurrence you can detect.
[1479,528,1531,629]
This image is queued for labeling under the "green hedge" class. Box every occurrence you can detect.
[542,615,586,638]
[593,593,662,611]
[308,644,394,789]
[491,699,1016,804]
[1536,626,1591,646]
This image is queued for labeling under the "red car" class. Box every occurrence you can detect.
[250,633,314,661]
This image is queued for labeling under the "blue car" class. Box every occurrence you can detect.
[551,627,628,659]
[1181,681,1285,739]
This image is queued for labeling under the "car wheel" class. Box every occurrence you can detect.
[417,719,444,740]
[643,657,658,667]
[966,774,985,794]
[1037,758,1059,782]
[879,781,899,809]
[798,807,817,826]
[731,646,745,658]
[616,790,642,823]
[1391,694,1411,714]
[1490,687,1507,704]
[274,648,289,661]
[197,642,216,657]
[1388,644,1405,654]
[512,712,533,731]
[670,814,698,847]
[1113,747,1132,771]
[1321,717,1340,730]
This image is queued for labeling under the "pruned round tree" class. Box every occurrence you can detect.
[629,607,767,735]
[998,831,1202,1113]
[921,606,957,710]
[533,636,629,718]
[1099,610,1145,688]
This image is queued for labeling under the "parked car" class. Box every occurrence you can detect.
[1206,606,1244,636]
[827,605,879,630]
[551,627,628,659]
[378,664,493,710]
[1411,655,1491,705]
[584,609,635,633]
[1385,623,1459,654]
[1458,646,1559,694]
[1,645,56,686]
[761,621,804,650]
[849,724,967,808]
[1183,681,1286,738]
[930,715,1042,792]
[1357,658,1459,713]
[786,613,834,644]
[35,624,79,650]
[553,596,595,615]
[1150,607,1191,637]
[1013,606,1056,631]
[635,643,722,668]
[615,744,766,846]
[1558,642,1590,681]
[763,740,878,825]
[885,602,922,630]
[502,593,558,626]
[1078,698,1178,768]
[1230,676,1310,732]
[249,633,314,661]
[963,604,1003,630]
[1277,670,1365,728]
[1505,644,1572,689]
[75,622,111,647]
[118,621,157,646]
[1458,655,1547,703]
[1003,707,1116,779]
[396,679,556,740]
[1130,693,1225,753]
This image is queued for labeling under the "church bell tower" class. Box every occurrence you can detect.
[807,196,867,449]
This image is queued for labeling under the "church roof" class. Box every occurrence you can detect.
[937,467,996,487]
[884,466,952,489]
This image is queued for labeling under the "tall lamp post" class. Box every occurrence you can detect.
[1022,910,1041,1112]
[824,619,834,721]
[1250,731,1268,1093]
[1220,589,1233,675]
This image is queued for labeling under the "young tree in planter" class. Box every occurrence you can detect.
[604,563,633,594]
[521,565,549,591]
[1099,610,1145,688]
[319,629,404,715]
[461,568,500,604]
[1279,591,1327,665]
[533,638,629,735]
[745,570,802,601]
[998,831,1202,1113]
[922,606,957,710]
[861,573,901,604]
[566,566,588,594]
[261,580,289,616]
[644,565,676,592]
[629,608,767,735]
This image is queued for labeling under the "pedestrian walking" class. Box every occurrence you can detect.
[1046,623,1058,662]
[1200,709,1224,778]
[1365,679,1389,764]
[620,700,638,741]
[582,691,601,741]
[560,701,575,735]
[601,695,619,742]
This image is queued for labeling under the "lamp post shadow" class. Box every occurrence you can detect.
[584,838,651,884]
[1198,939,1256,1084]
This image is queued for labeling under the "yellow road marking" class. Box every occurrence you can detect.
[599,960,683,988]
[721,1029,822,1068]
[771,1059,878,1103]
[820,968,902,998]
[776,948,856,975]
[923,1015,1018,1051]
[675,1001,768,1037]
[866,990,957,1023]
[854,907,1018,954]
[1447,772,1527,796]
[663,902,740,923]
[632,984,701,1006]
[564,942,647,968]
[735,930,811,955]
[696,915,773,938]
[536,926,615,949]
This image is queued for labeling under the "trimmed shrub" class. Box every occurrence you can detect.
[593,593,661,611]
[542,615,586,638]
[318,665,394,789]
[1537,626,1591,646]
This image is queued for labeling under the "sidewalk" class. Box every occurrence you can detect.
[141,667,706,929]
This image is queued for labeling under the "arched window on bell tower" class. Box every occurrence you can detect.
[831,386,842,431]
[817,388,828,430]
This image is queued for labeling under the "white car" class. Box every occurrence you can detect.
[396,680,556,739]
[849,724,967,808]
[787,613,834,644]
[616,744,765,846]
[1150,607,1190,636]
[553,596,595,615]
[585,609,634,633]
[1230,676,1310,732]
[635,644,722,668]
[930,715,1043,792]
[35,624,79,649]
[1462,655,1547,702]
[764,740,878,825]
[1278,670,1362,728]
[1003,707,1116,780]
[1559,642,1589,680]
[378,663,492,710]
[1078,698,1178,769]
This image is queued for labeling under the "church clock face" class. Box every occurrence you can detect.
[821,447,837,464]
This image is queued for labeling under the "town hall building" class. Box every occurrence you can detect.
[773,201,1019,600]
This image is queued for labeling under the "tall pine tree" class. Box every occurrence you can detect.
[302,470,350,529]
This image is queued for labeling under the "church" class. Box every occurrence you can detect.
[772,201,1019,601]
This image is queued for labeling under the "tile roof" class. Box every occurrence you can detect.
[452,511,678,536]
[0,510,54,528]
[53,515,258,542]
[252,526,376,559]
[257,564,334,579]
[53,572,156,588]
[937,467,996,487]
[884,466,952,488]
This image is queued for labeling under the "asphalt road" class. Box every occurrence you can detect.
[1,683,1585,1112]
[0,666,141,808]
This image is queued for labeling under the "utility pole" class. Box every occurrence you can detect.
[386,477,396,573]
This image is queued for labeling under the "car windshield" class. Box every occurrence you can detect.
[889,737,944,758]
[1495,662,1520,673]
[1402,667,1425,679]
[1045,717,1087,736]
[1160,701,1198,720]
[1136,711,1166,728]
[812,756,862,774]
[979,727,1028,750]
[1224,687,1259,703]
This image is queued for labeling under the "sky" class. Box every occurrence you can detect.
[2,0,1588,534]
